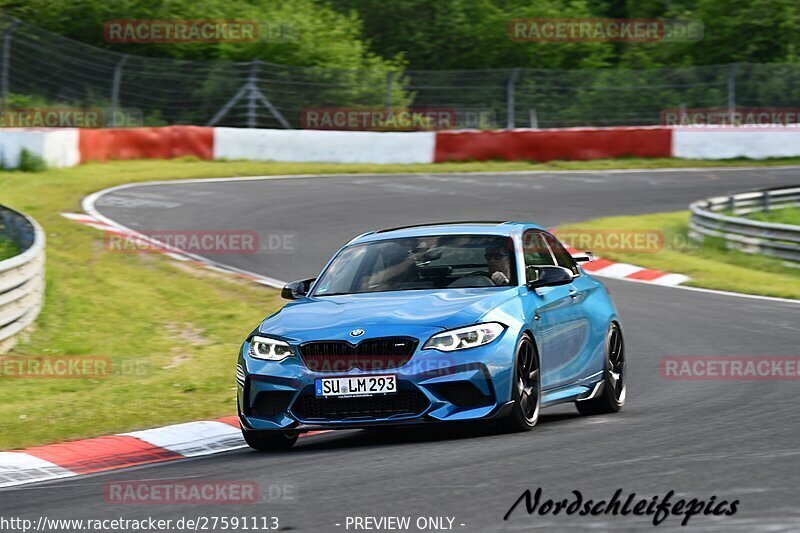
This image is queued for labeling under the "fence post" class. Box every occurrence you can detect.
[727,63,740,124]
[506,68,520,129]
[247,60,260,128]
[385,71,394,111]
[0,19,19,119]
[529,108,538,128]
[108,54,129,127]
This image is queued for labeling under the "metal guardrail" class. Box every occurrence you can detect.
[689,186,800,263]
[0,205,45,353]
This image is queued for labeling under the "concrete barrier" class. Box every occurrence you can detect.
[214,128,436,164]
[0,129,79,168]
[673,128,800,159]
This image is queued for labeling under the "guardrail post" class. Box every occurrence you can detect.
[763,190,770,212]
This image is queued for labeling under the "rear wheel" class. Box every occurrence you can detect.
[242,429,298,451]
[576,322,626,415]
[500,334,540,432]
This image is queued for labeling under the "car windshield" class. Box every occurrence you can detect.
[312,235,517,296]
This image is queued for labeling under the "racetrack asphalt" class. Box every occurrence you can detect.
[3,166,800,532]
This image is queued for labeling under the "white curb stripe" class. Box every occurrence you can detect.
[123,421,246,458]
[590,263,645,279]
[648,273,692,286]
[0,452,76,489]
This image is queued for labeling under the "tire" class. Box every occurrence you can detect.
[576,322,626,416]
[500,334,540,432]
[242,429,298,451]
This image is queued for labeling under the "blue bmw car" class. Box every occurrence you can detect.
[237,221,626,450]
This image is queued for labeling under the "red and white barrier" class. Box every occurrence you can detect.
[4,125,800,168]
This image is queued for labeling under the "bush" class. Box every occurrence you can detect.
[17,149,48,172]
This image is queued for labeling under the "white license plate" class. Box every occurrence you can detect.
[315,375,397,397]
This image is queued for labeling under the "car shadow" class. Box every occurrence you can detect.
[291,410,584,452]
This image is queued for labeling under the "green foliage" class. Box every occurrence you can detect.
[333,0,800,70]
[2,0,798,70]
[0,237,20,261]
[17,149,48,172]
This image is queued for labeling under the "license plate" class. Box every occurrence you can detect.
[315,375,397,397]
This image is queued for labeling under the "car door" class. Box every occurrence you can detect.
[520,230,587,390]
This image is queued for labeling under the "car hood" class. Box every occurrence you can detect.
[258,288,520,343]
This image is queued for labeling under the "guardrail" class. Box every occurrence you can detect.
[689,186,800,263]
[0,205,45,353]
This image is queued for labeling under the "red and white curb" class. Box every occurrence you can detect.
[0,416,327,488]
[563,245,690,286]
[0,417,242,488]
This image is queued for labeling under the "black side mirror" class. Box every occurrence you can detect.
[281,278,316,300]
[527,266,573,289]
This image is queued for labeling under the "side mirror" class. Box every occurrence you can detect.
[527,266,573,289]
[572,251,594,263]
[281,278,316,300]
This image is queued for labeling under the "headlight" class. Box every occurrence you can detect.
[248,336,293,361]
[423,323,505,352]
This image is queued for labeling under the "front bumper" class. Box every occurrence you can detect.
[237,330,518,431]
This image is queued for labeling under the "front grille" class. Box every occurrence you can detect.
[250,391,295,417]
[294,387,428,421]
[429,381,493,408]
[299,337,417,372]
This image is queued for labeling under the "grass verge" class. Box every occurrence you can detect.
[745,206,800,226]
[558,212,800,299]
[0,237,20,261]
[1,156,800,450]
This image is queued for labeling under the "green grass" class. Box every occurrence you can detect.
[0,237,20,260]
[746,206,800,226]
[2,156,800,450]
[559,212,800,299]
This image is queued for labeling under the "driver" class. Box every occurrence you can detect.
[485,245,512,286]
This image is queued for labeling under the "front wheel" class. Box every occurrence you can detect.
[576,322,626,415]
[500,334,540,432]
[242,429,298,451]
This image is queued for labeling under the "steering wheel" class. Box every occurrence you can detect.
[448,271,495,288]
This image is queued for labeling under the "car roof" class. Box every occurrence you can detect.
[349,221,547,244]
